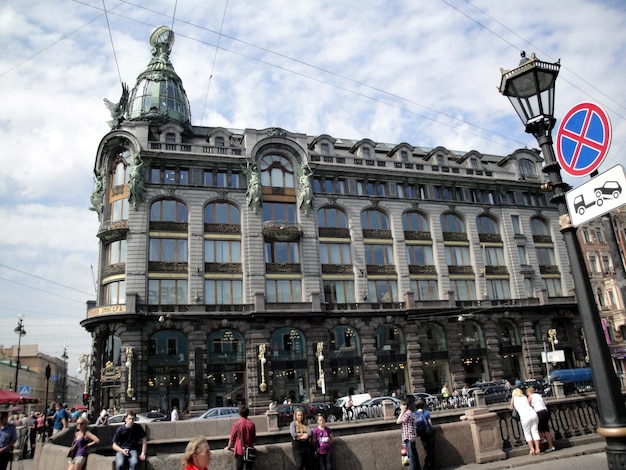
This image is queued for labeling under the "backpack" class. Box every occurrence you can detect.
[413,410,431,434]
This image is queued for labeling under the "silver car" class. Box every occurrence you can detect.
[192,407,240,420]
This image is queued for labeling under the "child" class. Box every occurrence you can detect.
[311,414,333,470]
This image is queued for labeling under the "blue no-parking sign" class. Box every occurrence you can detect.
[556,102,611,177]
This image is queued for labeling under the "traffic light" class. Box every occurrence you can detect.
[83,393,89,405]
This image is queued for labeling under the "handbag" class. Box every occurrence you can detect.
[67,443,78,459]
[243,446,257,462]
[511,408,520,421]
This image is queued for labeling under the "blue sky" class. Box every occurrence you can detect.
[1,0,625,375]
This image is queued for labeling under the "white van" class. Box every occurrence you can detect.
[334,393,371,408]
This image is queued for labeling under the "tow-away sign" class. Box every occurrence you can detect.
[565,164,626,226]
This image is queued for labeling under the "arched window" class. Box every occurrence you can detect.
[417,323,450,394]
[260,155,294,188]
[150,199,188,223]
[530,217,551,238]
[375,325,407,395]
[269,327,309,402]
[204,202,240,225]
[206,329,245,407]
[112,150,132,186]
[318,207,348,228]
[328,326,363,396]
[402,211,429,232]
[361,209,389,230]
[476,215,499,235]
[320,143,330,156]
[497,319,523,381]
[519,158,537,177]
[102,334,122,367]
[215,136,225,147]
[459,320,488,384]
[147,330,189,412]
[441,213,465,233]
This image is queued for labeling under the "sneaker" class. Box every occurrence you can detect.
[545,447,555,453]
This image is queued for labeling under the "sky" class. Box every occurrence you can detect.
[1,0,625,378]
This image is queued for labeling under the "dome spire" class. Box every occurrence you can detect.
[126,26,192,126]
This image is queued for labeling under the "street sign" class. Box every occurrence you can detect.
[541,350,565,363]
[566,164,626,226]
[556,102,611,177]
[18,385,30,396]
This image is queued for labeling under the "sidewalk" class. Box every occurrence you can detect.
[442,441,606,469]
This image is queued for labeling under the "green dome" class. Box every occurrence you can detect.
[127,26,191,125]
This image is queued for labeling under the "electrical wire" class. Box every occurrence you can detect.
[0,263,93,296]
[200,0,229,125]
[102,0,124,85]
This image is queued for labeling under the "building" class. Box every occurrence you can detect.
[82,26,586,415]
[577,209,626,375]
[0,345,80,409]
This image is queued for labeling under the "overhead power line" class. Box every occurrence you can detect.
[0,263,93,297]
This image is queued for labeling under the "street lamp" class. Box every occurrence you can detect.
[499,52,626,468]
[61,346,68,404]
[78,354,91,406]
[547,328,559,366]
[14,314,26,392]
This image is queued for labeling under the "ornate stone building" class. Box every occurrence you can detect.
[82,26,586,415]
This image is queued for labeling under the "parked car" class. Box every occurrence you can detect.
[107,412,168,425]
[276,403,318,427]
[467,385,511,405]
[413,393,440,410]
[309,402,343,422]
[192,407,240,420]
[356,396,400,419]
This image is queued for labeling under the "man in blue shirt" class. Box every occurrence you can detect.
[112,411,147,470]
[0,411,17,470]
[52,403,68,436]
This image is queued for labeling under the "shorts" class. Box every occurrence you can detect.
[68,456,86,465]
[537,409,551,433]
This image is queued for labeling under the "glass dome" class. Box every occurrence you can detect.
[127,26,191,125]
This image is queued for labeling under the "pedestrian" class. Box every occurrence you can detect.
[396,399,419,470]
[344,395,354,420]
[527,386,555,452]
[311,414,333,470]
[290,407,312,470]
[183,437,211,470]
[52,402,70,436]
[225,405,256,470]
[413,400,434,470]
[171,406,180,422]
[0,411,17,470]
[509,388,540,455]
[112,411,147,470]
[67,417,100,470]
[95,410,109,426]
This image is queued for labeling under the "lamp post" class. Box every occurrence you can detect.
[78,354,91,406]
[14,314,26,392]
[547,328,559,366]
[499,52,626,467]
[61,346,68,404]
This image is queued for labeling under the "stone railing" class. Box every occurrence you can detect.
[34,394,608,470]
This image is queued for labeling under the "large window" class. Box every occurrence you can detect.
[365,244,394,265]
[266,280,301,302]
[441,213,465,233]
[263,202,296,223]
[530,217,551,238]
[150,238,188,262]
[450,279,476,301]
[411,280,438,301]
[318,207,348,228]
[105,239,127,265]
[402,211,429,232]
[204,202,240,224]
[320,243,351,264]
[260,155,294,188]
[368,280,397,303]
[323,280,355,303]
[205,280,242,304]
[484,246,505,266]
[406,245,433,265]
[487,279,511,300]
[104,280,125,305]
[265,242,299,263]
[477,215,499,235]
[544,279,563,297]
[148,279,187,304]
[519,158,537,177]
[205,240,241,263]
[361,209,389,230]
[445,246,471,265]
[151,200,188,223]
[110,199,129,221]
[112,150,132,186]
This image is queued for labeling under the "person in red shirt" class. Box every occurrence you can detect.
[182,437,211,470]
[225,405,256,469]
